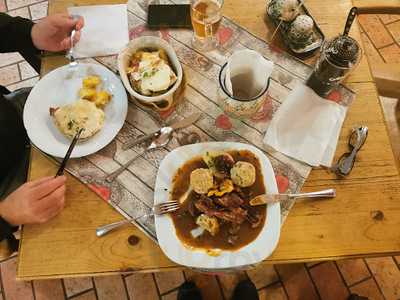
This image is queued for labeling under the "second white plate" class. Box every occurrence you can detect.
[154,142,281,270]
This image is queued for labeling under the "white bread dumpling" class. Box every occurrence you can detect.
[51,99,105,140]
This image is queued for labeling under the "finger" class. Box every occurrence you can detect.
[31,176,66,200]
[60,37,72,50]
[73,31,81,44]
[26,176,54,188]
[52,15,78,30]
[75,16,84,30]
[37,196,65,224]
[33,185,65,219]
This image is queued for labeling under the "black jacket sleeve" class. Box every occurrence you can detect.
[0,13,38,53]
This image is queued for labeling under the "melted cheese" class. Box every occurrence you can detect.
[131,51,177,95]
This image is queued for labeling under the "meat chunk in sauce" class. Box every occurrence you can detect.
[215,193,244,208]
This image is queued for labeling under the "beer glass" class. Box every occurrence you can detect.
[190,0,223,51]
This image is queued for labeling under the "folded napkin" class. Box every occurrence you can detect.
[68,4,129,58]
[264,82,347,167]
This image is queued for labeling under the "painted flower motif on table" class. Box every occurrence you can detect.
[215,113,233,130]
[129,24,169,41]
[250,95,274,122]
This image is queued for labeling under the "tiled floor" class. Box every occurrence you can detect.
[1,2,400,300]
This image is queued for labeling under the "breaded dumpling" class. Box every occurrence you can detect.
[51,99,105,140]
[83,75,101,88]
[79,88,97,101]
[94,90,112,108]
[230,161,256,187]
[190,168,214,194]
[196,214,219,236]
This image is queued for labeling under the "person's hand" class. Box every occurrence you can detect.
[31,13,84,52]
[0,176,67,226]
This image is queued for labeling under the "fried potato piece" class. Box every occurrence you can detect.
[196,214,219,236]
[79,88,97,101]
[207,179,234,197]
[94,90,112,108]
[83,76,101,88]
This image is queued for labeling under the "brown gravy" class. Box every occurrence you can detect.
[170,150,266,251]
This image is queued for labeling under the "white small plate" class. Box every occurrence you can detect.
[154,142,280,270]
[23,63,127,158]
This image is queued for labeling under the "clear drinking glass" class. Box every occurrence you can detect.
[190,0,224,51]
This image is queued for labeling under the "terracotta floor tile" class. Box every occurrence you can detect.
[358,15,394,48]
[162,290,178,300]
[94,275,127,300]
[6,0,42,10]
[124,273,159,300]
[0,53,23,67]
[366,257,400,300]
[184,270,223,300]
[7,6,30,18]
[7,76,39,91]
[379,44,400,63]
[0,64,20,86]
[379,14,400,25]
[275,264,319,300]
[154,271,185,294]
[306,262,322,268]
[217,271,247,299]
[259,282,288,300]
[246,265,279,289]
[70,290,97,300]
[350,278,385,300]
[394,256,400,265]
[309,262,349,300]
[336,259,370,286]
[29,0,47,20]
[1,257,34,300]
[361,32,385,66]
[33,279,65,300]
[63,277,93,297]
[387,21,400,43]
[18,61,38,80]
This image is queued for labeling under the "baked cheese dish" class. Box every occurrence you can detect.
[126,49,177,96]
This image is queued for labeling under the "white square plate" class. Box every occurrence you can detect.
[154,142,281,270]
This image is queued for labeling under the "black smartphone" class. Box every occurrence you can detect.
[147,4,192,29]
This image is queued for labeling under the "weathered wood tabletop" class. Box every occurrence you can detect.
[17,0,400,280]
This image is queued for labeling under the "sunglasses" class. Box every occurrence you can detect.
[333,126,368,176]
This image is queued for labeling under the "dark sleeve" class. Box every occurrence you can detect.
[0,13,38,53]
[0,217,18,246]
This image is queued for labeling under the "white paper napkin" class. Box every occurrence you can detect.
[264,82,347,167]
[225,49,274,98]
[68,4,129,58]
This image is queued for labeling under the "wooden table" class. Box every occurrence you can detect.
[17,0,400,280]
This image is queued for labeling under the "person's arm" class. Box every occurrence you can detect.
[0,13,38,54]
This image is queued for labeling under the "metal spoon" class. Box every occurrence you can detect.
[66,14,80,68]
[105,127,173,182]
[335,126,368,176]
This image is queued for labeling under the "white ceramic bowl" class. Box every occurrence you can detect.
[154,142,281,270]
[118,36,183,111]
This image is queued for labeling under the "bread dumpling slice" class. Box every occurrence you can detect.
[50,99,105,140]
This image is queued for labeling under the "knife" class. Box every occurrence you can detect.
[249,189,336,206]
[55,128,84,177]
[122,112,202,150]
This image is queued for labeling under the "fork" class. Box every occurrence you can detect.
[66,14,80,68]
[96,201,180,237]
